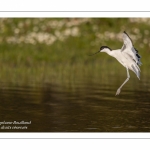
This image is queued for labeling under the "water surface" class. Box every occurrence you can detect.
[0,78,150,132]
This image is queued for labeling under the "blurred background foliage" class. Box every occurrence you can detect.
[0,18,149,86]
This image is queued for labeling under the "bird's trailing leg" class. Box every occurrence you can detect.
[116,68,130,96]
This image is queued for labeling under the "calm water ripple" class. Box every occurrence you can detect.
[0,80,150,132]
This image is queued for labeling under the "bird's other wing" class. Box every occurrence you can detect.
[121,31,142,65]
[121,31,133,50]
[134,48,142,66]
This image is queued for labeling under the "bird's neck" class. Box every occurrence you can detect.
[104,49,113,56]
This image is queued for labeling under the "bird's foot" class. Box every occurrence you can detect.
[116,88,121,96]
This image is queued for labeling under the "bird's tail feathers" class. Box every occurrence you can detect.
[136,64,141,72]
[131,64,140,79]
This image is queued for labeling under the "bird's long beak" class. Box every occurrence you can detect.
[88,51,100,56]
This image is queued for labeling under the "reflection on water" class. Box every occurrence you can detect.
[0,78,150,132]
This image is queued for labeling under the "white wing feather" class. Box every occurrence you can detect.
[121,31,142,66]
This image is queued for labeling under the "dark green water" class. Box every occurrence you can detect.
[0,77,150,132]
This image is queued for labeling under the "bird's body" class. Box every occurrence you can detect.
[90,31,142,95]
[104,48,141,79]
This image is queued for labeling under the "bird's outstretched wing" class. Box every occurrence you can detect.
[121,31,142,66]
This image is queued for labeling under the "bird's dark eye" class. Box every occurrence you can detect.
[100,46,105,50]
[100,46,111,51]
[100,46,109,50]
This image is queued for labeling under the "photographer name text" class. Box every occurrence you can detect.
[0,121,31,130]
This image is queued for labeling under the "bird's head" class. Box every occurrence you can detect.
[100,46,112,52]
[88,46,112,56]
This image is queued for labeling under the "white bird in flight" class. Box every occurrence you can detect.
[89,31,142,95]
